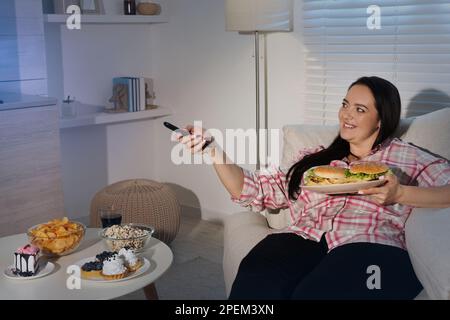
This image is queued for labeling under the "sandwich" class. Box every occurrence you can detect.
[304,166,350,186]
[304,162,390,186]
[345,162,390,181]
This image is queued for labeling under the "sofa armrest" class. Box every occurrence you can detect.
[223,211,271,298]
[405,207,450,300]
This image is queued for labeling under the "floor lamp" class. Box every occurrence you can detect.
[225,0,293,170]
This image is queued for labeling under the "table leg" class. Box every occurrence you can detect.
[144,283,159,300]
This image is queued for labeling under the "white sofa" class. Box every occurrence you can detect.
[223,107,450,300]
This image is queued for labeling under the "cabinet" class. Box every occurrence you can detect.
[0,94,64,236]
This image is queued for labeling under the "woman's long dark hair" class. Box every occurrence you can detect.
[286,76,401,200]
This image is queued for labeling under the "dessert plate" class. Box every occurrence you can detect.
[3,261,55,280]
[74,257,150,283]
[301,179,385,195]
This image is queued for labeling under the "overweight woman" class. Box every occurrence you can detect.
[175,76,450,299]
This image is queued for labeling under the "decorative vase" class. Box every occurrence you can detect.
[137,2,161,15]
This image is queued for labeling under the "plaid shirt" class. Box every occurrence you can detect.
[231,138,450,251]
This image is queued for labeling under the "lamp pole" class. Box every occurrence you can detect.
[225,0,293,170]
[255,31,261,170]
[264,33,269,170]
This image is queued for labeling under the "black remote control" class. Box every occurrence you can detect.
[163,122,214,150]
[163,122,177,131]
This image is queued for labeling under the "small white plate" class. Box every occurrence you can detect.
[3,261,55,280]
[301,179,385,195]
[74,257,150,283]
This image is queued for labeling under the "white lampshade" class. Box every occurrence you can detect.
[225,0,293,32]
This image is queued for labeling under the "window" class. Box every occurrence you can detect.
[302,0,450,124]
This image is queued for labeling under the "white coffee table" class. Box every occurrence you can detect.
[0,228,173,300]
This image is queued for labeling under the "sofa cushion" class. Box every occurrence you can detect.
[405,207,450,300]
[399,107,450,161]
[281,125,337,169]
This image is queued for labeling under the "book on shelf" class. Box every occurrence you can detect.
[111,77,156,112]
[128,77,136,112]
[139,77,146,111]
[112,77,131,112]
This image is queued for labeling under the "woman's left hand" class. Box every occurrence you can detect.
[358,173,404,206]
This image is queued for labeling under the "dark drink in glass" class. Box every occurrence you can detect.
[100,208,123,228]
[101,214,122,228]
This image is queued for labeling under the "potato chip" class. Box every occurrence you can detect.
[28,217,84,255]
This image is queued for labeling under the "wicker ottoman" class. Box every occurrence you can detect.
[90,179,181,244]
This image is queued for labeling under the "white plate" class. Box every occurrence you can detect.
[74,257,150,283]
[301,179,385,195]
[3,261,55,280]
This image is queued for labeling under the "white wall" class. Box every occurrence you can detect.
[48,0,307,222]
[149,0,306,221]
[52,22,158,219]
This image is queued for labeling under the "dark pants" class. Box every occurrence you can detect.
[229,233,423,300]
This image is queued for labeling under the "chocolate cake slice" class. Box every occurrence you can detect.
[14,244,40,277]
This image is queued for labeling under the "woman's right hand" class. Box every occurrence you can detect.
[172,125,244,199]
[172,124,211,154]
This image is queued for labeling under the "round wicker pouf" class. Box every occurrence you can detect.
[90,179,181,244]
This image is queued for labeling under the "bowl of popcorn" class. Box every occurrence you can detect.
[100,224,155,253]
[27,217,86,257]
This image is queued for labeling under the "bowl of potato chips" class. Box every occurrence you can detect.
[27,218,86,257]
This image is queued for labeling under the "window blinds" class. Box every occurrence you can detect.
[302,0,450,124]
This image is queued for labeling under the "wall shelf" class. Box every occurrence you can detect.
[59,104,172,129]
[44,14,168,24]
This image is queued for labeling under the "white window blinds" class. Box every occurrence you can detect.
[302,0,450,124]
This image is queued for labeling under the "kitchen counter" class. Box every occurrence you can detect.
[0,92,57,111]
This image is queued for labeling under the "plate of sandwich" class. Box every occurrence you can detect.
[301,161,390,195]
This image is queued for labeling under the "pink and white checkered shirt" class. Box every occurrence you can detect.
[231,137,450,251]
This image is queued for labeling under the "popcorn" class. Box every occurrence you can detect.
[102,225,150,251]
